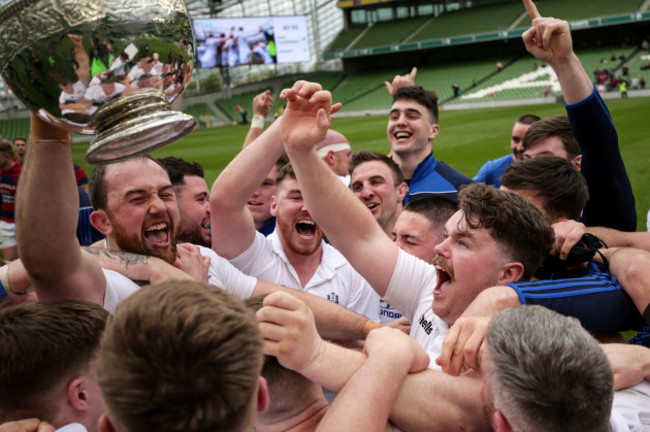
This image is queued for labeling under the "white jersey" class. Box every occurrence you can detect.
[103,268,140,314]
[237,30,251,64]
[384,249,448,369]
[610,381,650,431]
[84,83,125,103]
[102,246,257,314]
[201,37,220,68]
[197,245,257,299]
[230,230,380,320]
[59,81,86,105]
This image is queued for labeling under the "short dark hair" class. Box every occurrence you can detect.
[522,115,580,159]
[393,86,439,124]
[517,114,541,125]
[349,151,404,186]
[458,184,554,281]
[275,161,296,189]
[404,195,458,230]
[0,142,14,157]
[12,137,26,144]
[98,280,263,432]
[89,156,168,210]
[500,155,588,221]
[0,300,108,422]
[157,156,204,186]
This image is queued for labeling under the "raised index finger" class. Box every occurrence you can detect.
[523,0,541,20]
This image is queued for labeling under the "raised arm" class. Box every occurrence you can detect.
[210,117,284,258]
[17,114,105,304]
[280,81,398,296]
[521,0,592,103]
[243,89,274,148]
[522,0,636,231]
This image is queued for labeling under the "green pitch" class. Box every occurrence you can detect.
[72,96,650,230]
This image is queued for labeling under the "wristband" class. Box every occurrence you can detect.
[362,320,383,338]
[251,114,265,130]
[0,265,10,297]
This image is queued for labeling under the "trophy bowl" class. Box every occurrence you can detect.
[0,0,198,164]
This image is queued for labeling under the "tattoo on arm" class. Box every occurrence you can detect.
[83,247,149,269]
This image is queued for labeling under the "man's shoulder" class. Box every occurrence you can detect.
[434,160,473,184]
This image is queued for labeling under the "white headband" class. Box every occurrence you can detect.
[316,142,351,158]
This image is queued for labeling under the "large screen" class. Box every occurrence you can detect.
[193,16,311,68]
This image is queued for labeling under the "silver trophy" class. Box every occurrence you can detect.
[0,0,198,164]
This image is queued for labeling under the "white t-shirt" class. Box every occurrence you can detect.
[230,230,380,320]
[59,81,87,111]
[102,246,257,314]
[610,381,650,431]
[103,268,140,314]
[197,245,257,299]
[384,249,448,369]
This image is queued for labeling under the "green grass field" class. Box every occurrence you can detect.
[72,96,650,230]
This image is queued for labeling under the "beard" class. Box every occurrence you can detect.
[108,214,178,264]
[276,214,324,256]
[178,217,211,248]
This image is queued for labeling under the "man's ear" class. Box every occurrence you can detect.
[269,196,278,218]
[90,210,111,235]
[257,376,270,413]
[324,150,336,167]
[396,181,409,202]
[494,411,513,432]
[98,413,117,432]
[571,154,582,171]
[67,376,90,412]
[497,262,524,285]
[428,123,440,142]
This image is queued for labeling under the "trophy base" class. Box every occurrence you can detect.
[84,89,198,165]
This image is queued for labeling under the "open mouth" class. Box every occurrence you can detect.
[201,219,211,230]
[365,201,379,211]
[144,222,170,247]
[247,200,262,206]
[394,131,412,141]
[432,256,454,296]
[295,219,317,239]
